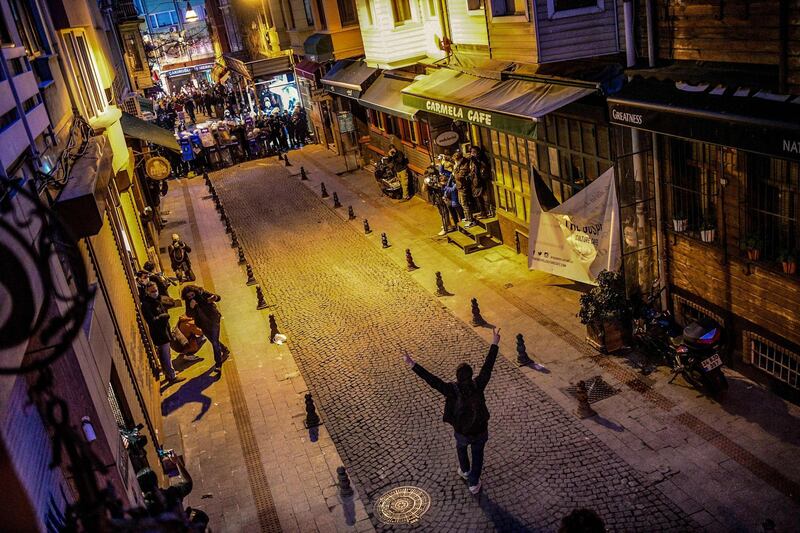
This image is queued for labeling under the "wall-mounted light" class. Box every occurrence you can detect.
[185,2,199,23]
[81,416,97,442]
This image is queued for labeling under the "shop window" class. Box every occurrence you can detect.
[148,10,180,29]
[303,0,315,26]
[316,0,327,28]
[745,331,800,390]
[491,0,525,16]
[9,0,48,55]
[62,29,107,119]
[391,0,413,24]
[418,118,431,150]
[338,0,358,25]
[663,138,718,240]
[547,0,604,19]
[746,153,800,262]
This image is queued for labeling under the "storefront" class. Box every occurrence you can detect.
[608,76,800,398]
[223,53,295,111]
[321,59,379,156]
[401,66,613,250]
[295,59,324,143]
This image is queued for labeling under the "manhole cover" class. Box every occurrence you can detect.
[375,486,431,525]
[564,376,620,404]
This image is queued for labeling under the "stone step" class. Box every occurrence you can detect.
[447,230,480,254]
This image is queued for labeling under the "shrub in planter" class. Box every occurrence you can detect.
[742,233,762,261]
[700,218,716,243]
[778,249,797,275]
[672,211,688,232]
[578,270,628,353]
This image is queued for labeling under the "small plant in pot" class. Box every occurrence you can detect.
[578,270,628,353]
[672,211,688,233]
[778,249,797,275]
[742,233,762,261]
[700,217,716,243]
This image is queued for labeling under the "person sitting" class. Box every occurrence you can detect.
[170,315,205,362]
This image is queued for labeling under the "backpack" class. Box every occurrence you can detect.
[452,383,482,433]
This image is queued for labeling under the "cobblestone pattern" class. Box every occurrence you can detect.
[211,161,696,532]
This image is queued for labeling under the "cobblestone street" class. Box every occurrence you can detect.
[209,158,694,531]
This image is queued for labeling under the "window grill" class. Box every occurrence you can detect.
[672,293,725,328]
[663,138,718,240]
[745,153,799,262]
[745,331,800,390]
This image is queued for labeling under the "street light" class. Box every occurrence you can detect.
[184,2,198,22]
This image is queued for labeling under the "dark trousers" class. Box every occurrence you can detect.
[455,431,488,487]
[205,322,229,366]
[473,193,488,218]
[447,204,464,227]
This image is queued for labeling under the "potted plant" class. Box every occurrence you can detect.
[578,270,628,353]
[742,233,762,261]
[778,249,797,275]
[700,217,716,243]
[672,211,688,232]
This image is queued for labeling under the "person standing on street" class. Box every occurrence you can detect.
[142,282,184,385]
[168,233,195,282]
[388,146,411,201]
[453,151,474,226]
[403,327,501,495]
[181,284,231,373]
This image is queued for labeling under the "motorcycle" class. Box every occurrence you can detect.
[632,287,728,398]
[374,157,402,199]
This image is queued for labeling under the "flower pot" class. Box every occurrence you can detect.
[782,261,797,275]
[585,319,626,354]
[747,248,760,261]
[700,228,716,243]
[673,218,688,232]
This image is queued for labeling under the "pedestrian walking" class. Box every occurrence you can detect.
[403,327,501,494]
[181,284,231,373]
[142,282,184,385]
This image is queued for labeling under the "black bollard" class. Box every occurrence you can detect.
[332,192,342,208]
[381,233,389,248]
[435,271,448,296]
[347,206,355,220]
[320,182,329,198]
[283,153,291,166]
[516,333,532,366]
[470,297,486,326]
[237,247,246,265]
[203,172,211,189]
[363,219,372,234]
[230,231,239,249]
[405,249,418,271]
[245,264,256,286]
[337,466,354,497]
[224,217,232,234]
[300,166,308,180]
[268,314,280,344]
[255,285,268,310]
[304,393,321,428]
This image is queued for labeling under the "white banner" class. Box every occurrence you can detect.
[528,167,621,285]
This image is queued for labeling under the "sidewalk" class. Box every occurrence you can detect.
[158,172,374,532]
[285,144,800,531]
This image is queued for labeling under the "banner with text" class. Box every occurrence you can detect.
[528,167,621,285]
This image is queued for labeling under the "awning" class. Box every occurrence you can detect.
[303,33,333,63]
[359,74,418,122]
[223,54,292,81]
[401,68,594,138]
[321,59,379,99]
[120,112,179,152]
[295,59,322,81]
[607,78,800,162]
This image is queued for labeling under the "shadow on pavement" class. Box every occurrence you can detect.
[719,376,800,447]
[161,367,220,421]
[588,415,625,432]
[478,493,533,532]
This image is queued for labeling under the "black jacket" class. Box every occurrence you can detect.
[186,290,222,332]
[412,344,498,436]
[141,295,172,346]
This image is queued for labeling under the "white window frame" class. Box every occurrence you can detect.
[466,0,485,17]
[488,0,528,23]
[546,0,604,20]
[390,0,416,26]
[61,29,107,119]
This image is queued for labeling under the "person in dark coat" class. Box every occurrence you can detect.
[142,282,184,384]
[168,233,195,282]
[469,146,490,218]
[403,327,500,494]
[185,97,196,123]
[181,284,230,373]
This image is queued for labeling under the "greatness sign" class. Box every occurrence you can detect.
[528,167,621,285]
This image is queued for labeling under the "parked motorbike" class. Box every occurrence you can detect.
[374,157,402,199]
[632,287,728,398]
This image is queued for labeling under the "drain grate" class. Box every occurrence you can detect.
[564,376,620,404]
[375,486,431,525]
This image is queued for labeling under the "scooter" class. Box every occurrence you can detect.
[668,318,728,398]
[374,157,403,199]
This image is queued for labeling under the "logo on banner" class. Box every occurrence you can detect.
[435,131,459,147]
[527,167,621,285]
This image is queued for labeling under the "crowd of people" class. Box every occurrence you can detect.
[424,145,493,236]
[153,82,310,175]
